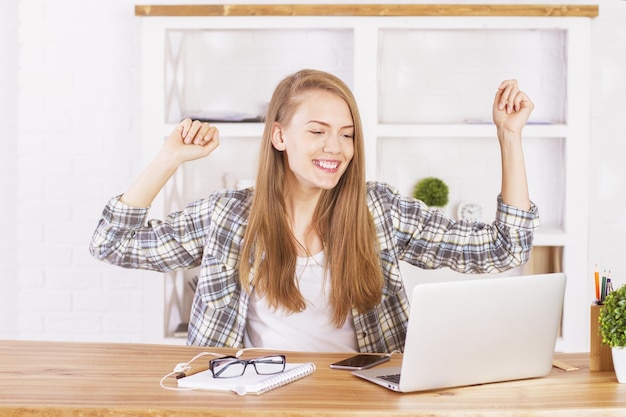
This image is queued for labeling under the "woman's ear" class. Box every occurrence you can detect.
[271,123,286,151]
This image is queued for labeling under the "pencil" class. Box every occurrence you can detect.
[595,266,600,301]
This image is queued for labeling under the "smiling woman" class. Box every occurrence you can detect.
[240,71,380,352]
[89,69,539,353]
[269,90,355,193]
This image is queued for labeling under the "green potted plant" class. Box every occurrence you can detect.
[413,177,449,207]
[599,283,626,383]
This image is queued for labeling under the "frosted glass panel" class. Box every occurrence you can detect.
[165,29,354,123]
[379,29,566,124]
[376,136,564,228]
[181,136,261,201]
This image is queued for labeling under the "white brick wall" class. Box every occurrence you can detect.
[0,1,18,337]
[3,0,145,342]
[2,0,626,343]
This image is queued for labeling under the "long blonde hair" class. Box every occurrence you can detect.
[240,69,383,326]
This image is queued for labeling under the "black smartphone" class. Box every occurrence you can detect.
[329,354,390,370]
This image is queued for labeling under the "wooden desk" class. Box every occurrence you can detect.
[1,340,624,416]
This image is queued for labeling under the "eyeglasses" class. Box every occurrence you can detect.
[209,354,286,378]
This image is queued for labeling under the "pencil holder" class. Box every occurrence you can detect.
[590,304,614,371]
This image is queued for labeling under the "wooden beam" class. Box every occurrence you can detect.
[135,4,599,18]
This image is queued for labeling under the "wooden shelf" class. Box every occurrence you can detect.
[135,4,598,18]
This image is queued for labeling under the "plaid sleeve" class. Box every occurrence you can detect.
[370,183,540,274]
[89,195,209,271]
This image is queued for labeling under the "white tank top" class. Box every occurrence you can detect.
[244,251,358,352]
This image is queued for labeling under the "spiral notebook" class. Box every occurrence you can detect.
[177,362,316,395]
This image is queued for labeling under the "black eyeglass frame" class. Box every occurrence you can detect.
[209,354,286,378]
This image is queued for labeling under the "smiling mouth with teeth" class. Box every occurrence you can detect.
[314,160,340,170]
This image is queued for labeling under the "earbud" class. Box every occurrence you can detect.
[173,362,188,372]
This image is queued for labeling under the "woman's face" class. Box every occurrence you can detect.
[273,90,355,193]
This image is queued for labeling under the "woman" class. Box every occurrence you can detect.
[90,69,539,353]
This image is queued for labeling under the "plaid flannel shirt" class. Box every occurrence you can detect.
[90,182,539,353]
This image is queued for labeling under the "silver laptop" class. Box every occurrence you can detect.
[353,272,566,392]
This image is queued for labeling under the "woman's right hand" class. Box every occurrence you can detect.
[161,118,220,165]
[118,119,220,208]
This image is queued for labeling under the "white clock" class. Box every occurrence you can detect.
[457,202,484,221]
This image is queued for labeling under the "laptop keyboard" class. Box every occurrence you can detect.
[379,373,401,384]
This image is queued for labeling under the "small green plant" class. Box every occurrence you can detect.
[599,284,626,348]
[413,177,449,207]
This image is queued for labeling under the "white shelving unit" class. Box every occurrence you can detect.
[138,6,594,351]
